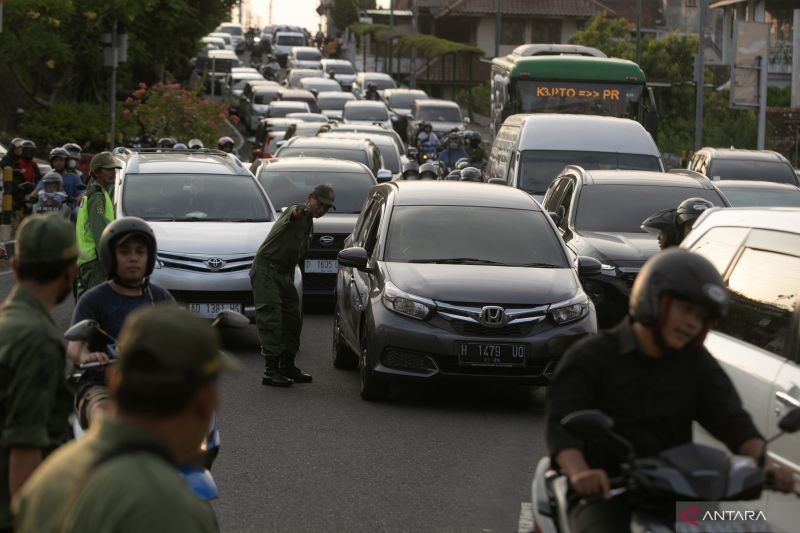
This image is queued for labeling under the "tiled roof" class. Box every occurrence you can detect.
[402,0,608,18]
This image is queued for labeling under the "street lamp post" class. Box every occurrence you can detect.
[494,0,501,58]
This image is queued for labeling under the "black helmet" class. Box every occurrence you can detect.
[20,140,36,159]
[367,82,377,90]
[641,208,679,249]
[444,170,461,181]
[98,217,158,281]
[418,162,438,180]
[402,160,419,179]
[454,158,470,170]
[217,136,235,150]
[49,147,69,163]
[630,248,729,327]
[676,197,715,226]
[62,142,82,158]
[469,131,482,145]
[459,166,482,182]
[157,137,176,149]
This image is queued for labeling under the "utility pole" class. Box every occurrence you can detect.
[494,0,501,58]
[103,18,127,150]
[694,0,707,151]
[410,0,418,88]
[635,0,642,64]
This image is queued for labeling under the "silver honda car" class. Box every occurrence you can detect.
[112,148,302,320]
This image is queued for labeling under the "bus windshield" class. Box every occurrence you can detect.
[514,81,644,119]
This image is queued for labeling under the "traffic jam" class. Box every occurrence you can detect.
[1,6,800,533]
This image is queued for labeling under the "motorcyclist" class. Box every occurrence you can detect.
[217,136,235,154]
[418,162,439,180]
[675,197,715,241]
[640,208,679,250]
[262,55,280,81]
[401,160,419,180]
[459,166,482,182]
[416,122,439,151]
[62,142,86,183]
[545,248,795,533]
[31,172,71,218]
[31,148,83,210]
[67,217,174,429]
[17,140,42,184]
[156,137,176,150]
[0,138,24,169]
[187,138,204,150]
[465,131,486,166]
[438,133,469,170]
[364,82,380,101]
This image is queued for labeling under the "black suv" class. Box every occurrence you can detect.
[688,147,799,186]
[541,166,729,327]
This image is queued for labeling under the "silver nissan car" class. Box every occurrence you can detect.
[112,148,303,320]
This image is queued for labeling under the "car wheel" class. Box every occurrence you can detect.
[332,307,358,369]
[359,323,388,401]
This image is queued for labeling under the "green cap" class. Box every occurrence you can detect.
[15,213,78,266]
[117,306,240,390]
[312,183,336,209]
[90,151,122,173]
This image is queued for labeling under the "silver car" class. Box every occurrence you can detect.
[112,148,303,320]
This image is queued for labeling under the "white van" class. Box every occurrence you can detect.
[274,32,307,66]
[487,114,664,201]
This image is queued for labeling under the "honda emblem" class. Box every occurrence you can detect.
[480,306,505,326]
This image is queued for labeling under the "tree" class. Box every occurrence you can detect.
[568,12,635,60]
[330,0,376,34]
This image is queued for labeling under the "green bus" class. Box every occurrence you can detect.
[490,44,657,136]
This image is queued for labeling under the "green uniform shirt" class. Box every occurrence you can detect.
[13,416,219,533]
[252,205,313,271]
[0,287,71,530]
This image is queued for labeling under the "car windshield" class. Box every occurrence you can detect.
[518,150,662,195]
[203,57,240,73]
[258,170,373,213]
[217,26,242,36]
[297,51,321,60]
[233,77,262,90]
[708,159,798,185]
[123,174,271,222]
[389,93,427,108]
[721,187,800,207]
[325,136,399,173]
[327,63,355,75]
[318,96,353,110]
[268,104,308,117]
[416,106,462,122]
[574,185,722,233]
[365,77,396,90]
[303,81,341,92]
[277,35,305,46]
[277,147,368,166]
[385,206,568,266]
[344,105,389,121]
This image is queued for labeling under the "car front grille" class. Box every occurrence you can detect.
[449,322,534,337]
[303,273,336,293]
[158,252,254,273]
[381,348,436,372]
[308,233,348,254]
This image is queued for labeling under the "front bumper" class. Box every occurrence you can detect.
[364,300,596,385]
[581,268,639,326]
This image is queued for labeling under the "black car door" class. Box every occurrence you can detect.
[350,198,385,345]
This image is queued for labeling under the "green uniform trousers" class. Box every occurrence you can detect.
[251,263,301,366]
[76,260,106,299]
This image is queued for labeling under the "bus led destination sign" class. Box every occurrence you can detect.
[535,85,621,100]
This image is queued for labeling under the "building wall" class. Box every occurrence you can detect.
[664,0,700,34]
[475,16,517,57]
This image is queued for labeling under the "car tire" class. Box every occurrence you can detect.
[359,323,388,401]
[332,307,358,369]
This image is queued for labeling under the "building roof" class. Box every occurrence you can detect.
[401,0,608,18]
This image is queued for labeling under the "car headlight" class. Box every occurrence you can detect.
[549,294,589,325]
[382,282,434,320]
[390,114,399,122]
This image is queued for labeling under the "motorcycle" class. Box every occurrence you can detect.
[531,408,800,533]
[417,140,438,164]
[63,309,250,500]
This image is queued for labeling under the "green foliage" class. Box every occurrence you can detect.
[394,34,483,59]
[331,0,376,33]
[19,101,138,146]
[455,83,491,117]
[640,33,697,82]
[767,86,791,107]
[568,12,634,60]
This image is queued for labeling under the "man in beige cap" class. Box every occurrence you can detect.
[75,151,122,298]
[250,183,335,386]
[14,305,239,533]
[0,214,77,532]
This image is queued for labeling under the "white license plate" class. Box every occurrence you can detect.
[305,259,338,274]
[187,303,242,318]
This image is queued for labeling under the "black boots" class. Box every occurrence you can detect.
[262,355,293,387]
[279,365,313,383]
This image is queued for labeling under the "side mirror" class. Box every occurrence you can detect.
[463,117,471,125]
[64,319,100,342]
[778,407,800,433]
[211,309,250,328]
[407,147,418,159]
[548,211,562,226]
[577,256,602,276]
[561,409,614,439]
[338,247,369,271]
[376,169,392,183]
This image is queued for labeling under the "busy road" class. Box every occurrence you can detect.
[0,271,545,532]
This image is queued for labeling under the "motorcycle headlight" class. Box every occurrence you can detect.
[382,282,434,320]
[549,294,589,325]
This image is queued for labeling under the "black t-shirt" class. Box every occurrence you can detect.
[545,318,761,475]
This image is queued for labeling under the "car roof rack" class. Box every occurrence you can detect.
[668,168,714,186]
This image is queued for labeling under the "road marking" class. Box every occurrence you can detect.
[0,269,12,276]
[518,501,534,533]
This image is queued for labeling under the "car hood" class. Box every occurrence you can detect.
[149,221,271,255]
[322,109,343,119]
[312,214,359,233]
[575,231,659,264]
[384,263,577,305]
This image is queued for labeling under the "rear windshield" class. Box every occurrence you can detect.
[277,147,368,166]
[277,35,305,46]
[201,57,241,73]
[574,185,723,233]
[258,171,374,213]
[123,174,271,222]
[416,106,462,122]
[254,92,278,105]
[365,77,397,90]
[217,26,242,36]
[327,63,356,75]
[344,105,389,121]
[268,103,309,117]
[318,96,353,110]
[721,187,800,207]
[297,50,321,60]
[518,150,662,195]
[708,160,798,185]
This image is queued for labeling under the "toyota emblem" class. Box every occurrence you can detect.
[319,235,335,246]
[205,257,226,271]
[480,306,506,327]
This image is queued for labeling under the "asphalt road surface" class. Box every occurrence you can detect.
[0,270,549,532]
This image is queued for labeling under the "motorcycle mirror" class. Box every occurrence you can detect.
[211,309,249,329]
[64,319,100,341]
[778,407,800,433]
[561,409,614,438]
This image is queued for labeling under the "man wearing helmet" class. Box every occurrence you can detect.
[415,123,439,153]
[545,249,795,532]
[31,172,71,218]
[29,148,83,212]
[217,136,235,154]
[675,197,714,240]
[641,198,715,251]
[465,131,485,166]
[364,82,380,101]
[62,143,85,183]
[68,217,174,429]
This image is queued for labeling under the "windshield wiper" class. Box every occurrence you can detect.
[409,257,507,265]
[517,262,563,268]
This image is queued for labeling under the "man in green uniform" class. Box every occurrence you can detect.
[75,151,121,298]
[0,214,77,533]
[13,305,239,533]
[251,184,335,387]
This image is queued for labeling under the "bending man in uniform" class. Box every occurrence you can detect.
[251,184,335,387]
[13,306,239,533]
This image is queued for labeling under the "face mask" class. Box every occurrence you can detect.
[68,159,78,169]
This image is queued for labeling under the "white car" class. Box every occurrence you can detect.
[274,32,307,66]
[112,148,303,320]
[216,22,244,48]
[208,32,234,51]
[299,77,342,95]
[320,59,356,91]
[342,101,392,130]
[351,72,396,99]
[683,207,800,533]
[287,47,322,70]
[317,92,356,120]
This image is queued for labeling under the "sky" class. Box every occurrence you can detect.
[241,0,392,33]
